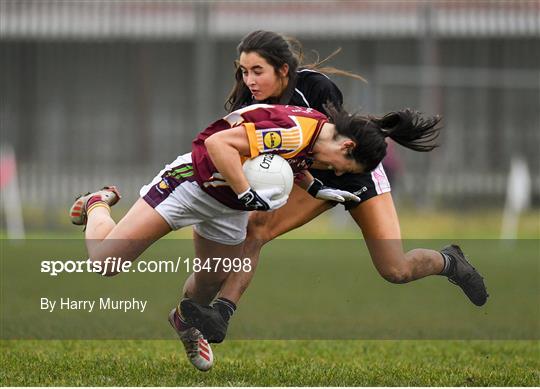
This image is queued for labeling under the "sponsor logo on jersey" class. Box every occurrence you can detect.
[262,131,282,149]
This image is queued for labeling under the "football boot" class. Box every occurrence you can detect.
[181,298,229,344]
[442,244,489,306]
[168,307,213,371]
[69,186,121,225]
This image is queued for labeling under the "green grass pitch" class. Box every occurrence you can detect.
[1,211,539,386]
[1,340,538,386]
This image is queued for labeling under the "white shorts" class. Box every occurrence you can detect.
[140,153,248,245]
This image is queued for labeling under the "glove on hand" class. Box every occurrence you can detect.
[307,178,361,203]
[238,187,288,211]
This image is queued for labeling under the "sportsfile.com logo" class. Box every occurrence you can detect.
[40,257,252,276]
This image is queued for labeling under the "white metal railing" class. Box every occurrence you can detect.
[1,1,538,39]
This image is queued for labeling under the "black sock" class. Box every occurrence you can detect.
[213,297,236,323]
[439,252,455,276]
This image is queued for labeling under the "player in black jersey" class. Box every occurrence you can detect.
[178,30,488,346]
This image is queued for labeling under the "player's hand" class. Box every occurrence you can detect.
[307,178,360,203]
[237,187,288,211]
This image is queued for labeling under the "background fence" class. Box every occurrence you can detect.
[1,0,539,227]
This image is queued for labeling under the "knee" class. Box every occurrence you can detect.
[245,212,275,245]
[379,267,412,284]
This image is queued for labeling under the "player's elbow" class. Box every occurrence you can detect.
[204,134,219,151]
[205,132,231,157]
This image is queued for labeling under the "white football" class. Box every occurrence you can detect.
[243,154,294,200]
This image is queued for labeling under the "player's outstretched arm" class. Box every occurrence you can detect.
[296,170,360,203]
[307,178,360,203]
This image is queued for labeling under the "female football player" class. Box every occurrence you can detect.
[70,100,441,370]
[177,31,488,347]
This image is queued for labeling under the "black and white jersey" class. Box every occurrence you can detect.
[287,69,343,114]
[238,69,390,209]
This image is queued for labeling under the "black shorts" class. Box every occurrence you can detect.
[309,164,391,210]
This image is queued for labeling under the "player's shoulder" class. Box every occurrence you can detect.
[294,69,343,112]
[296,68,334,87]
[245,104,326,124]
[268,104,326,121]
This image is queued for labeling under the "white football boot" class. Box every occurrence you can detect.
[69,186,121,225]
[168,307,213,371]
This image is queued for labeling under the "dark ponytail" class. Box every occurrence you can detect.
[372,110,441,152]
[324,103,442,173]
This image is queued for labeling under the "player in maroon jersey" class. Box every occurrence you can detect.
[69,101,441,371]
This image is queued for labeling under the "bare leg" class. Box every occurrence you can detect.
[185,190,449,345]
[84,198,172,275]
[349,192,444,283]
[219,191,445,302]
[218,185,333,303]
[182,231,245,305]
[85,206,116,240]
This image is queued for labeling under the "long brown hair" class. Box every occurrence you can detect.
[225,30,366,112]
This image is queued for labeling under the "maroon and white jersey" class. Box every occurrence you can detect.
[192,104,328,210]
